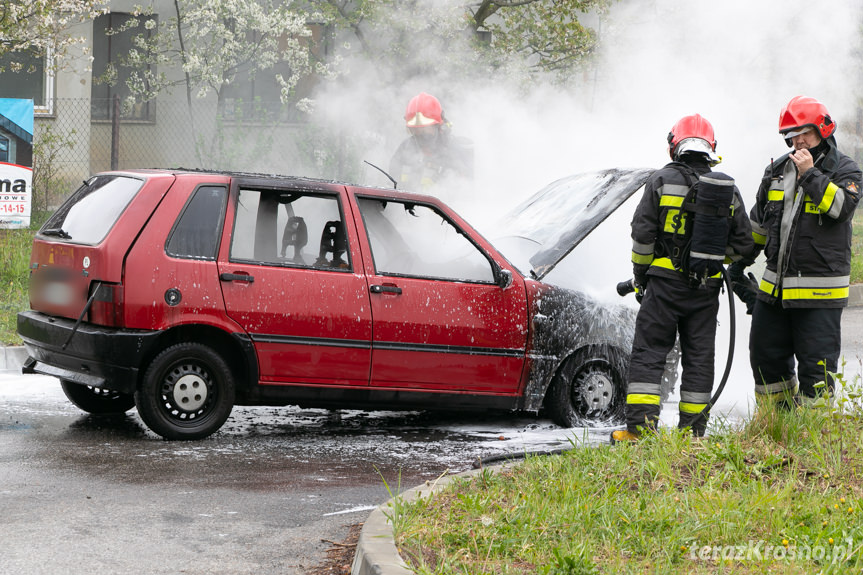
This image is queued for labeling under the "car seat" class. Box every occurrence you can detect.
[281,216,308,264]
[315,220,348,269]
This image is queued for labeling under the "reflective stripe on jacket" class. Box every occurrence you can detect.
[749,140,862,308]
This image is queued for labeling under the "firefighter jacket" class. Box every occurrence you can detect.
[630,159,755,288]
[750,138,862,308]
[388,133,474,191]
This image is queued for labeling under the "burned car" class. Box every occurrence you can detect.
[17,168,671,440]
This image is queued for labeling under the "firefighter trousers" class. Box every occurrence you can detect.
[625,276,720,435]
[750,299,842,400]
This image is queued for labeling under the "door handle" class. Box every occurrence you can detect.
[220,272,255,283]
[370,284,402,295]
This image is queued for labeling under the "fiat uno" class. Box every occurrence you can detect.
[17,168,669,440]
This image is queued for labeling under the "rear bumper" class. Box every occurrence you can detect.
[17,310,162,394]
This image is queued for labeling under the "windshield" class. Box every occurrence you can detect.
[39,175,144,245]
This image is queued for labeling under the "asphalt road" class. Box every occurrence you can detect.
[2,306,863,575]
[0,371,607,575]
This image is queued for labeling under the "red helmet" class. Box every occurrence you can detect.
[667,114,718,162]
[778,95,835,139]
[404,93,443,128]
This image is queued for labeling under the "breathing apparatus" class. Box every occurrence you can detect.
[681,171,736,287]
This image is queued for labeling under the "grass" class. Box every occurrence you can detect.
[852,210,863,284]
[0,211,50,346]
[391,374,863,574]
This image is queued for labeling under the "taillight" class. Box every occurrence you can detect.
[88,282,125,327]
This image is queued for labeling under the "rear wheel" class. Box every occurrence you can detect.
[135,343,235,440]
[546,345,626,428]
[60,380,136,414]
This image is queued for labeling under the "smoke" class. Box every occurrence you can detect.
[306,0,863,422]
[311,0,861,216]
[308,0,862,281]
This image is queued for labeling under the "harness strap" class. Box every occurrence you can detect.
[668,163,699,273]
[682,201,731,217]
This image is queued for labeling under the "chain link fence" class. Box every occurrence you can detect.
[31,97,377,210]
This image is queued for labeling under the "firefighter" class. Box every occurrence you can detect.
[729,96,862,406]
[612,114,755,442]
[388,92,473,192]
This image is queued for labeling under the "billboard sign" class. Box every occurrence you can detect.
[0,98,34,229]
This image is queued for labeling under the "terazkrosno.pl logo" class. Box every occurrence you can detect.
[688,539,855,563]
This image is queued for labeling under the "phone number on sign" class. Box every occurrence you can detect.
[0,203,26,214]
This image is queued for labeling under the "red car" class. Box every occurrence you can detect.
[17,168,668,440]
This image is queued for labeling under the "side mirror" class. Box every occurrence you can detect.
[497,268,513,290]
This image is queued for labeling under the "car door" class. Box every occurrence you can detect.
[218,182,372,386]
[353,195,528,394]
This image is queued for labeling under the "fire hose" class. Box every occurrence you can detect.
[616,270,736,431]
[472,271,738,468]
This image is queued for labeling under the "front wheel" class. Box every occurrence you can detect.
[135,343,235,440]
[546,345,626,428]
[60,380,136,414]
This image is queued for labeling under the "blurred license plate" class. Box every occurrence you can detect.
[42,281,74,306]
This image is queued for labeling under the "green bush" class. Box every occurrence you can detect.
[0,212,50,346]
[852,211,863,285]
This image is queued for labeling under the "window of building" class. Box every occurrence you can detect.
[220,31,297,123]
[0,49,53,115]
[0,136,9,162]
[91,12,156,121]
[220,23,328,123]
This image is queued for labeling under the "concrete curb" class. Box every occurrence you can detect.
[849,284,863,308]
[350,464,514,575]
[0,345,27,372]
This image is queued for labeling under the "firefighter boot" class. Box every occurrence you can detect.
[610,429,640,444]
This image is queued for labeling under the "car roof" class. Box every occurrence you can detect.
[104,168,445,205]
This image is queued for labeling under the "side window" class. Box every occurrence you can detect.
[166,186,228,260]
[230,188,349,270]
[357,198,495,283]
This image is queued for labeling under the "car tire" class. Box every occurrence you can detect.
[135,343,235,440]
[60,380,136,414]
[546,345,626,428]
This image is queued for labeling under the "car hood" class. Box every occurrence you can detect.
[496,168,655,280]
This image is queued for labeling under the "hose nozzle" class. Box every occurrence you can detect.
[616,279,636,297]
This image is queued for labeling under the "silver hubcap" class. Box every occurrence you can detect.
[579,369,613,412]
[172,374,208,411]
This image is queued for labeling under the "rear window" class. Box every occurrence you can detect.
[39,175,144,245]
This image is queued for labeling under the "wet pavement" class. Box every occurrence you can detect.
[2,306,863,575]
[0,372,615,575]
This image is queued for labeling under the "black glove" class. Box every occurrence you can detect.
[730,270,759,315]
[727,260,746,283]
[633,273,647,304]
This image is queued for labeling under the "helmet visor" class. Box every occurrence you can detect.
[675,137,718,162]
[405,111,441,128]
[781,126,815,138]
